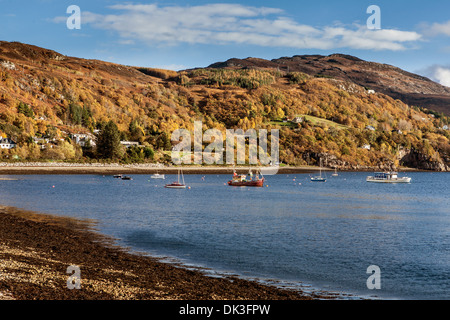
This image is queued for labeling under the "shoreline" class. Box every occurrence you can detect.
[0,162,424,175]
[0,205,338,300]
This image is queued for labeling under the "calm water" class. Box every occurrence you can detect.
[0,171,448,299]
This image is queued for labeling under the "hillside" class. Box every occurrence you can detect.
[209,54,450,116]
[0,41,449,171]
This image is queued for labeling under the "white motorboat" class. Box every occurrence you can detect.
[366,172,411,183]
[150,173,165,179]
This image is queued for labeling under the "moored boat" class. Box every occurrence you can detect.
[366,172,411,183]
[311,159,327,182]
[121,175,132,180]
[228,169,264,187]
[151,173,165,179]
[165,169,186,189]
[332,168,338,177]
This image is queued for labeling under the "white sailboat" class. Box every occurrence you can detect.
[311,159,327,182]
[332,168,338,177]
[165,169,186,188]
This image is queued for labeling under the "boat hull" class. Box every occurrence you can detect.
[311,177,326,182]
[366,177,411,183]
[228,178,264,187]
[165,183,186,189]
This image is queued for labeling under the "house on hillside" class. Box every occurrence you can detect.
[33,137,50,149]
[120,141,142,148]
[71,133,97,147]
[291,117,304,124]
[0,138,17,149]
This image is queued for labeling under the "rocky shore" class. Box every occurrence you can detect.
[0,162,322,175]
[0,206,332,300]
[0,161,426,175]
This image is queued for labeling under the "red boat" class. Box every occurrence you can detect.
[228,170,265,187]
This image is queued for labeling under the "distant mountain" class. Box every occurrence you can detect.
[0,41,448,171]
[209,54,450,116]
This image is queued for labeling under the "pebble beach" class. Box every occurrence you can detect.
[0,206,331,300]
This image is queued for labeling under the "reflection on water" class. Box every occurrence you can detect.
[0,171,448,299]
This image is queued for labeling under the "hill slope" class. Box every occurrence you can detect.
[0,41,449,171]
[209,54,450,116]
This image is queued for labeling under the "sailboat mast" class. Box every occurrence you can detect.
[319,159,322,177]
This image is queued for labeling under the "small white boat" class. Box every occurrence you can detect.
[332,168,338,177]
[311,159,327,182]
[366,172,411,183]
[150,173,165,179]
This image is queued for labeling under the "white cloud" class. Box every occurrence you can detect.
[420,65,450,87]
[423,20,450,37]
[433,67,450,87]
[56,3,422,51]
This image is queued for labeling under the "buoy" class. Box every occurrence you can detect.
[188,186,191,189]
[52,185,55,188]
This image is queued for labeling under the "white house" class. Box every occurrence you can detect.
[0,138,17,149]
[72,133,96,147]
[33,137,50,149]
[120,141,141,148]
[291,117,304,124]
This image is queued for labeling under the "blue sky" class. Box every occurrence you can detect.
[1,0,450,85]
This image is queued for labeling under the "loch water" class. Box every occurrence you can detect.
[0,171,448,299]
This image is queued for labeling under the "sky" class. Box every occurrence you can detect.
[0,0,449,86]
